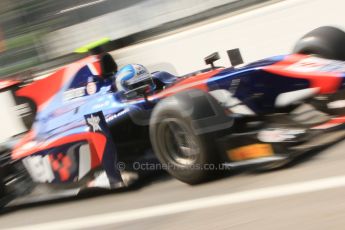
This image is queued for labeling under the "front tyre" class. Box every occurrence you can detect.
[150,96,219,184]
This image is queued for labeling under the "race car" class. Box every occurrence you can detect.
[1,26,345,208]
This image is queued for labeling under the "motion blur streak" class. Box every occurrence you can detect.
[7,175,345,230]
[57,0,107,14]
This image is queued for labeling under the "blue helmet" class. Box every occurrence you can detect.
[115,64,155,92]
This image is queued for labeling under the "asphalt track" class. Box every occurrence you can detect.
[2,138,345,230]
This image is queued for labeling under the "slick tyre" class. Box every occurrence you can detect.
[293,26,345,60]
[150,94,220,185]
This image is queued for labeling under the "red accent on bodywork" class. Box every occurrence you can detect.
[327,116,345,124]
[15,55,101,111]
[16,68,66,111]
[312,115,345,130]
[88,132,107,168]
[15,130,35,149]
[50,153,72,181]
[313,116,345,129]
[150,68,223,100]
[92,61,102,76]
[263,54,342,94]
[13,132,106,169]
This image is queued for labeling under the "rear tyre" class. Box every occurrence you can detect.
[293,26,345,60]
[294,26,345,115]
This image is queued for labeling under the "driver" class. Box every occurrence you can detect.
[115,64,156,93]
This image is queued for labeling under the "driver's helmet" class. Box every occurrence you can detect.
[115,64,155,92]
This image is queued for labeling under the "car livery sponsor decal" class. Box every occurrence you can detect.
[23,155,55,183]
[286,57,345,73]
[263,54,343,94]
[258,129,305,143]
[63,87,85,101]
[92,100,110,110]
[228,144,273,161]
[87,114,102,132]
[105,108,129,122]
[86,82,97,95]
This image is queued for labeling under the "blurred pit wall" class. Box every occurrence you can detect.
[45,0,345,76]
[44,0,247,58]
[110,0,345,75]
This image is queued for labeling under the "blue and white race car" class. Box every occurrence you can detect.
[1,26,345,208]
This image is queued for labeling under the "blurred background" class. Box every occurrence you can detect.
[1,0,344,77]
[0,0,266,77]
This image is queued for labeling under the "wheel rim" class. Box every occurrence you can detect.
[158,118,199,166]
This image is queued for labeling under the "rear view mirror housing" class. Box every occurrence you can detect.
[204,52,220,69]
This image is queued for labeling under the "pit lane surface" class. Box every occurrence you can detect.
[2,139,345,230]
